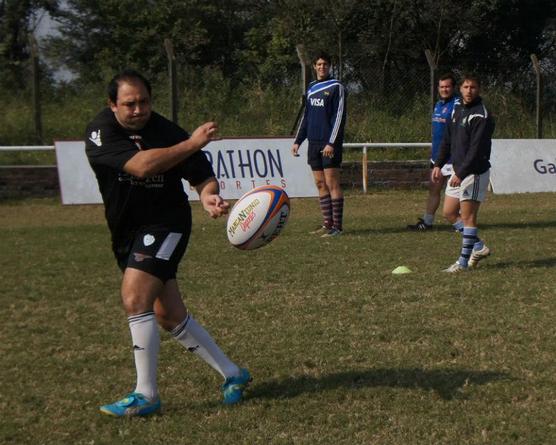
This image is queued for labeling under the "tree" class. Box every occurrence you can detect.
[0,0,58,89]
[46,0,264,84]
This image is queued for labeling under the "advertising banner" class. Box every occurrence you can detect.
[55,138,317,204]
[490,139,556,194]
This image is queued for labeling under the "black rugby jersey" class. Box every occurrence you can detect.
[435,97,495,179]
[85,108,214,249]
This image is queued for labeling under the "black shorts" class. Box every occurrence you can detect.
[114,223,191,283]
[308,141,343,171]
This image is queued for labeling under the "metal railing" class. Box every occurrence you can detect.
[0,143,432,193]
[0,145,55,151]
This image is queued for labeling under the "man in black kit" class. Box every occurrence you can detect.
[86,69,250,417]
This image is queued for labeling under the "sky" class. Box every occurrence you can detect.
[34,5,74,82]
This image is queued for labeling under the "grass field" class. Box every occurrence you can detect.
[1,191,555,445]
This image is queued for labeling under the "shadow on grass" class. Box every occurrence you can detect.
[482,257,556,269]
[248,367,510,401]
[481,220,556,230]
[346,220,556,236]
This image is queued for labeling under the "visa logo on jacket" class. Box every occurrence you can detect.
[310,98,325,107]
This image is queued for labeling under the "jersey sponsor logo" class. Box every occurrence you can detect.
[310,98,325,107]
[89,130,102,147]
[129,134,144,150]
[143,234,155,246]
[118,173,165,188]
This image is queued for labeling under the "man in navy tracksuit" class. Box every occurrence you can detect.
[408,73,460,231]
[291,51,347,237]
[433,73,495,272]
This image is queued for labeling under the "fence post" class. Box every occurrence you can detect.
[530,54,543,139]
[291,44,311,135]
[29,34,43,144]
[362,145,368,194]
[424,49,437,112]
[164,39,178,124]
[296,44,311,93]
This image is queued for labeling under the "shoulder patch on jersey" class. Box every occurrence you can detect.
[89,129,102,147]
[468,113,485,123]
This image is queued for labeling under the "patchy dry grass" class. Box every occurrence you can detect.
[1,191,555,444]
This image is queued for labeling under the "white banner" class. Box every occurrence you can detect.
[55,138,317,204]
[55,140,103,204]
[490,139,556,194]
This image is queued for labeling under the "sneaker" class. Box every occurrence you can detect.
[321,228,343,238]
[442,261,468,273]
[99,392,161,417]
[222,368,252,405]
[407,218,432,231]
[310,225,330,235]
[468,245,491,268]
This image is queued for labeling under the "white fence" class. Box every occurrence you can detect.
[0,143,432,195]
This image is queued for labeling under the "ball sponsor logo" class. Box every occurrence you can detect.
[261,209,288,244]
[227,198,260,238]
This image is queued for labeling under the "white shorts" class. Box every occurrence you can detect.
[430,160,453,177]
[445,170,490,202]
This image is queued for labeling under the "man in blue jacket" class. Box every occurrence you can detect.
[433,73,495,272]
[408,73,459,231]
[292,51,347,237]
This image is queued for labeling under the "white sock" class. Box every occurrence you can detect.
[128,312,159,401]
[423,213,434,226]
[172,314,240,380]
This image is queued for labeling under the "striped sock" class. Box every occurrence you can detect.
[453,220,464,234]
[473,239,484,251]
[319,194,333,228]
[459,227,478,267]
[172,314,240,379]
[332,197,344,231]
[128,311,160,401]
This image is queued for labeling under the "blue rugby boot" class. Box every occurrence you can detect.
[99,392,161,417]
[221,368,252,405]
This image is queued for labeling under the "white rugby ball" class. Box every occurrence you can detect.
[226,185,290,250]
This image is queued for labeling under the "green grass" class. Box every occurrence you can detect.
[1,191,556,444]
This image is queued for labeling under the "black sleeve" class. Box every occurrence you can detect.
[180,150,215,186]
[85,117,138,172]
[294,94,309,145]
[457,114,489,179]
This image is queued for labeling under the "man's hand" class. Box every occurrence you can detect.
[448,174,462,187]
[189,122,219,151]
[431,166,443,183]
[322,144,334,158]
[291,144,300,157]
[201,194,230,219]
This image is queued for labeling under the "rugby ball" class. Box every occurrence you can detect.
[226,186,290,250]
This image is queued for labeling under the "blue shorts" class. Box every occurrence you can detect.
[308,141,343,171]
